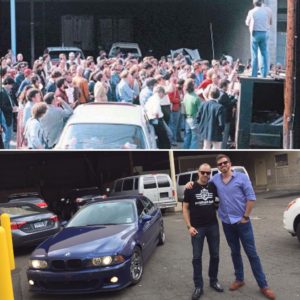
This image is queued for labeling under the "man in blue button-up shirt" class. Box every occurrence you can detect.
[212,154,275,300]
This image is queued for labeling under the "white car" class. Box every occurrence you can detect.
[55,103,157,149]
[108,42,142,59]
[283,197,300,242]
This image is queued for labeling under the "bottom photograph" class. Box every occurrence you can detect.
[0,151,299,300]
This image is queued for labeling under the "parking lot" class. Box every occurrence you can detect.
[12,192,300,300]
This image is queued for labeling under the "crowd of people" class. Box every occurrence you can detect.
[0,48,242,149]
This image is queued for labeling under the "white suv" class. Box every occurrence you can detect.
[283,197,300,242]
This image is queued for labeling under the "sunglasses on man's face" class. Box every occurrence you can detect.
[217,161,229,167]
[199,171,211,176]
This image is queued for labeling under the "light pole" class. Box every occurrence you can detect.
[10,0,16,60]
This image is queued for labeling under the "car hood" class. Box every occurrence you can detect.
[32,224,135,258]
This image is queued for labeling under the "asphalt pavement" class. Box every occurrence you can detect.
[12,191,300,300]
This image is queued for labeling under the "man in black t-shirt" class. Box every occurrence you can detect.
[183,163,224,300]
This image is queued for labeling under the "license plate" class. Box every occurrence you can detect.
[34,221,46,229]
[160,192,169,198]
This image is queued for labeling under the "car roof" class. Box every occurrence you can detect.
[111,42,140,47]
[86,195,142,205]
[115,173,170,181]
[46,47,83,52]
[67,103,146,126]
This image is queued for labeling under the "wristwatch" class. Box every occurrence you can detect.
[243,215,249,220]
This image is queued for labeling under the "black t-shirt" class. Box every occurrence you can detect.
[183,181,218,227]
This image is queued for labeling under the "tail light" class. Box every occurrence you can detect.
[172,190,176,197]
[36,201,48,208]
[11,221,27,230]
[50,215,59,222]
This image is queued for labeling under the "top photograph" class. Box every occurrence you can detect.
[0,0,299,150]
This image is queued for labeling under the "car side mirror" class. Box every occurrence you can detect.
[141,214,152,223]
[60,221,68,227]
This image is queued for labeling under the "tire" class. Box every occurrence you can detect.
[296,223,300,243]
[129,247,143,285]
[158,222,166,246]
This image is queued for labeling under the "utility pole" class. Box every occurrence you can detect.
[10,0,16,59]
[30,0,35,65]
[283,0,296,149]
[293,0,300,148]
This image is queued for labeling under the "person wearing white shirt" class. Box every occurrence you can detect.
[145,86,170,149]
[245,0,272,78]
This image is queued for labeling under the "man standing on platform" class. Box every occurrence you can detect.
[246,0,273,78]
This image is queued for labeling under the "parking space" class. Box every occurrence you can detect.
[12,192,300,300]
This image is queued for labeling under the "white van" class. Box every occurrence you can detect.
[176,166,249,201]
[110,174,177,210]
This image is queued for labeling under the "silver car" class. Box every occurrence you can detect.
[0,202,60,248]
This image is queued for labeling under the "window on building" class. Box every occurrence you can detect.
[275,154,288,167]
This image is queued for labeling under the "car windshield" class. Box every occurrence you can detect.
[111,47,139,56]
[0,204,41,217]
[60,124,146,149]
[48,50,84,60]
[67,201,136,226]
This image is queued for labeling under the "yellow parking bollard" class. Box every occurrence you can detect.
[1,213,15,270]
[0,227,14,300]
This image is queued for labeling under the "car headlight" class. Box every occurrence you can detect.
[91,255,124,267]
[30,259,48,269]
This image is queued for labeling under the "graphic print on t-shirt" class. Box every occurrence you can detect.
[195,188,214,206]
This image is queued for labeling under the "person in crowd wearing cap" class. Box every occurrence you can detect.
[183,163,224,300]
[17,68,32,97]
[246,0,273,77]
[0,77,18,148]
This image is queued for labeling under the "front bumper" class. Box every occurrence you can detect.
[27,259,131,294]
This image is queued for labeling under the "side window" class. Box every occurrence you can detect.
[134,178,139,190]
[142,197,155,214]
[115,180,123,192]
[178,174,191,185]
[143,176,157,189]
[157,175,170,188]
[136,199,145,217]
[123,179,134,191]
[191,172,198,182]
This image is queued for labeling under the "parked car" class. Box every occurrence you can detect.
[27,195,165,294]
[176,166,249,201]
[0,202,60,248]
[110,174,177,210]
[109,42,142,59]
[283,197,300,242]
[44,47,85,65]
[8,192,48,209]
[57,186,103,220]
[55,103,157,149]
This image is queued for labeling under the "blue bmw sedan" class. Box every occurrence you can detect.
[27,195,165,294]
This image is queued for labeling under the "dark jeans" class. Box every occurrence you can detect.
[191,222,220,288]
[152,118,171,149]
[222,221,268,288]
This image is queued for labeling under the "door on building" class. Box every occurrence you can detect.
[97,18,133,52]
[254,159,267,187]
